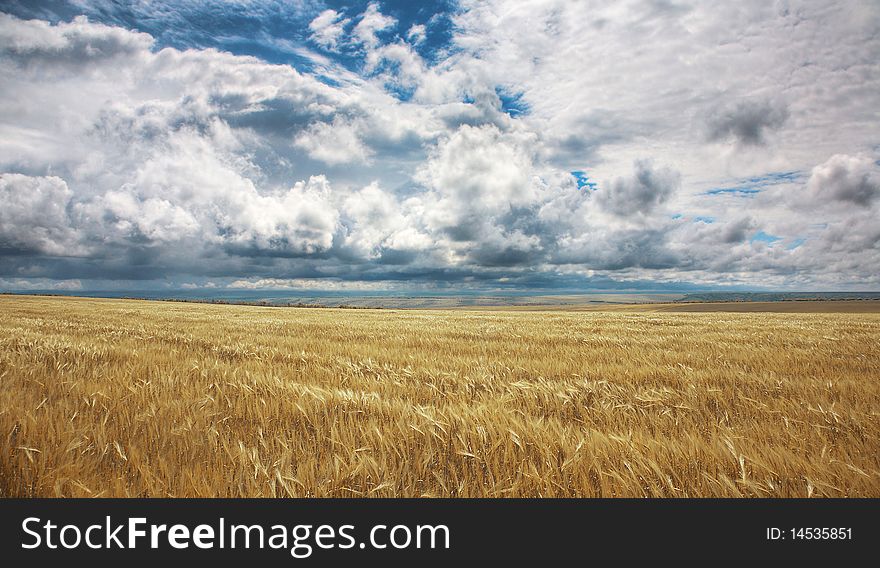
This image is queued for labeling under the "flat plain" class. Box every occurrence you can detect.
[1,295,878,497]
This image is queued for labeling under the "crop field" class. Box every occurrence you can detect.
[0,295,878,497]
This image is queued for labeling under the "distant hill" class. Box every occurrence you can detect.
[678,292,880,303]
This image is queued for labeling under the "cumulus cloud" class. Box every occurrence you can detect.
[294,117,373,165]
[706,98,789,146]
[0,2,878,291]
[804,154,880,207]
[720,216,757,244]
[595,160,680,217]
[0,13,152,69]
[0,174,78,256]
[419,124,539,227]
[341,182,431,260]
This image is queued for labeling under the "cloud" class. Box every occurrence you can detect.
[804,153,880,207]
[406,23,426,45]
[98,189,201,243]
[352,2,396,49]
[419,124,539,225]
[0,13,152,69]
[596,160,679,217]
[706,98,789,147]
[1,3,879,291]
[778,153,880,264]
[0,173,78,256]
[720,216,757,244]
[294,117,374,165]
[0,277,82,291]
[308,9,349,51]
[227,277,394,291]
[341,182,431,261]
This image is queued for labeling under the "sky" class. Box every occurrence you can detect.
[0,0,878,293]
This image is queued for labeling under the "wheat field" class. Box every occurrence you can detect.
[0,294,878,497]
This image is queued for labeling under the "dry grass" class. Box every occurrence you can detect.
[475,300,880,312]
[1,294,878,497]
[642,300,880,313]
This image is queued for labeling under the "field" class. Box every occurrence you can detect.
[466,300,880,313]
[0,295,878,497]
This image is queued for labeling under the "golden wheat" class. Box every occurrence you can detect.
[0,295,878,497]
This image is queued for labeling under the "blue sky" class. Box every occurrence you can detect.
[1,1,879,292]
[2,1,458,73]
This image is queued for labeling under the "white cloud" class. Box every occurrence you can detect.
[342,182,430,259]
[0,173,80,256]
[294,117,373,165]
[0,13,152,64]
[227,278,393,291]
[352,2,396,49]
[308,9,349,51]
[418,124,539,224]
[1,4,879,290]
[0,278,82,291]
[406,23,426,45]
